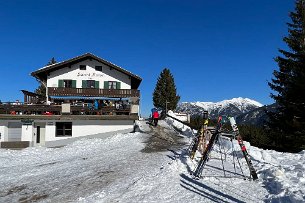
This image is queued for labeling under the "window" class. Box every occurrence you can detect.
[58,80,76,88]
[108,81,117,89]
[56,122,72,137]
[64,80,72,88]
[82,80,98,88]
[79,65,86,70]
[95,66,102,71]
[86,80,95,88]
[104,81,121,89]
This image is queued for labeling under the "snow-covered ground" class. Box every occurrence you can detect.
[0,117,304,202]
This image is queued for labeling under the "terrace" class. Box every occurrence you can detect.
[48,87,140,98]
[0,98,137,116]
[0,89,139,117]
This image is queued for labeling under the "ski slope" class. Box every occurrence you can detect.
[0,117,304,202]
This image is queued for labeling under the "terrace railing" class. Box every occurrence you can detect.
[0,103,131,116]
[48,87,140,98]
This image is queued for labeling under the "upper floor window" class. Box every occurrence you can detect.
[64,80,72,88]
[104,81,121,89]
[95,66,102,72]
[87,80,95,88]
[79,65,86,70]
[109,81,117,89]
[82,80,99,88]
[58,79,76,88]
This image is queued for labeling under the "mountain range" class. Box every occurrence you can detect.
[236,103,277,126]
[176,97,273,125]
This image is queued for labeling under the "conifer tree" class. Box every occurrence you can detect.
[268,0,305,152]
[35,57,57,95]
[153,68,180,112]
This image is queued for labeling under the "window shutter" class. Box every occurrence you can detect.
[104,81,109,89]
[82,80,87,88]
[72,80,76,88]
[58,80,64,87]
[116,82,121,89]
[95,81,99,89]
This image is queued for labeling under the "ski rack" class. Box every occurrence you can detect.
[192,116,258,180]
[165,113,258,180]
[192,116,223,178]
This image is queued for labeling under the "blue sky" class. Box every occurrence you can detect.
[0,0,294,116]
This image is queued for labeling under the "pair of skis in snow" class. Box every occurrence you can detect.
[191,116,258,180]
[228,117,258,180]
[189,111,209,159]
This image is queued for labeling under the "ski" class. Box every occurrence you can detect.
[192,116,223,178]
[189,126,204,159]
[188,111,209,159]
[228,117,258,180]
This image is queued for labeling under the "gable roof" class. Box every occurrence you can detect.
[31,53,142,89]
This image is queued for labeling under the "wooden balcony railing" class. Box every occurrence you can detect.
[48,87,140,98]
[0,104,131,116]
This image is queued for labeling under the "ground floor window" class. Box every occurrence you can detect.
[56,122,72,137]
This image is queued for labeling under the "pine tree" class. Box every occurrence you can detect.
[153,68,180,113]
[268,0,305,152]
[35,57,57,95]
[35,83,46,95]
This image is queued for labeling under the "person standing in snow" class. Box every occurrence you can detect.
[150,108,157,123]
[152,110,159,127]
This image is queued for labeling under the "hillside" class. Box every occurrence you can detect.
[236,103,277,126]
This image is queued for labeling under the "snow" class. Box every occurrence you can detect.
[0,117,304,202]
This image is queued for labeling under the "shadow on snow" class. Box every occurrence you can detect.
[180,173,246,203]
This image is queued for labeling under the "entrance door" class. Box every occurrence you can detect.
[36,126,40,143]
[35,123,45,146]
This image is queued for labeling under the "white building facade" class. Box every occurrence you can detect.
[0,53,142,148]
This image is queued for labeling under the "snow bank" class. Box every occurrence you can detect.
[165,113,305,202]
[252,148,305,202]
[165,110,195,137]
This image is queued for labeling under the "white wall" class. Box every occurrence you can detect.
[0,121,6,142]
[0,119,133,147]
[43,120,133,142]
[47,59,131,89]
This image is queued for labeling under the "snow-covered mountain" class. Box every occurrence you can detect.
[236,103,277,126]
[177,97,263,119]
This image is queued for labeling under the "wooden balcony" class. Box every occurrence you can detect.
[48,87,140,98]
[0,104,132,116]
